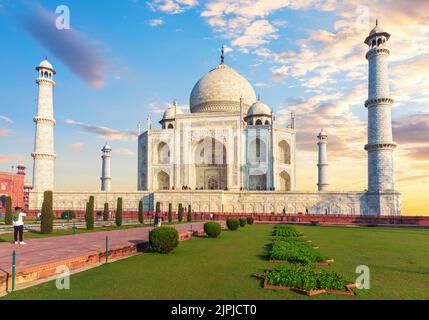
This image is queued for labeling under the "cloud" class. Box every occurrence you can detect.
[0,127,12,137]
[148,17,165,27]
[393,114,429,144]
[65,119,137,142]
[115,148,135,156]
[271,65,289,81]
[15,2,107,88]
[148,0,198,14]
[0,155,14,162]
[0,115,13,123]
[70,142,84,152]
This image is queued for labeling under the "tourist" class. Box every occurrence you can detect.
[13,206,27,245]
[154,212,159,227]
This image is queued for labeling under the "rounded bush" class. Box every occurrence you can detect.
[239,218,247,227]
[226,218,239,231]
[149,227,179,253]
[204,222,221,238]
[247,217,254,225]
[61,210,76,220]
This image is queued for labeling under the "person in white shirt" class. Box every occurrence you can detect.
[13,207,27,245]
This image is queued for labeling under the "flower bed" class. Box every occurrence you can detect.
[269,240,331,264]
[254,264,355,296]
[272,225,303,238]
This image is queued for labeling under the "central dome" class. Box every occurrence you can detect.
[190,63,257,113]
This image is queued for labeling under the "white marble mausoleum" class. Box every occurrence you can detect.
[29,24,401,216]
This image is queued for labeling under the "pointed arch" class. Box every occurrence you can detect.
[278,140,291,165]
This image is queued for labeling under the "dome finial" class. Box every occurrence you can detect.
[257,93,261,101]
[221,45,225,64]
[376,18,378,27]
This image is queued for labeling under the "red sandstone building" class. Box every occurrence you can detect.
[0,164,31,211]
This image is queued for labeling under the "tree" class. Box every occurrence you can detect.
[168,203,172,223]
[138,200,144,224]
[187,204,192,222]
[116,197,123,227]
[155,202,161,215]
[41,191,54,234]
[85,196,95,230]
[103,203,109,221]
[178,203,183,222]
[4,196,12,225]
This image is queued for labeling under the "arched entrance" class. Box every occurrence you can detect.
[279,171,291,191]
[193,137,227,190]
[156,171,170,190]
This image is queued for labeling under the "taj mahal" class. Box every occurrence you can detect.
[28,23,401,216]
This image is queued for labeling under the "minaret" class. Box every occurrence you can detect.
[101,143,112,191]
[317,129,329,191]
[32,58,56,192]
[364,21,396,192]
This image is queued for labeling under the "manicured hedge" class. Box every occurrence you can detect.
[246,217,254,225]
[263,264,347,291]
[149,227,179,253]
[269,239,329,264]
[226,218,239,231]
[61,210,76,220]
[204,222,221,238]
[239,218,247,227]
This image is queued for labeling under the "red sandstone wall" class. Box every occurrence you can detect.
[0,172,25,209]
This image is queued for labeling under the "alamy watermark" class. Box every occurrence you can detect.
[55,265,70,290]
[355,265,370,290]
[56,5,70,30]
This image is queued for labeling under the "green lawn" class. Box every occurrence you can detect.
[4,224,429,300]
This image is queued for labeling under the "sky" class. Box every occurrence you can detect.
[0,0,428,215]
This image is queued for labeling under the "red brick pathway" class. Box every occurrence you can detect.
[0,222,206,274]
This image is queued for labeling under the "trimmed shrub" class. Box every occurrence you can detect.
[239,218,247,227]
[61,210,76,220]
[226,218,239,231]
[103,203,109,221]
[116,197,123,227]
[187,205,192,222]
[40,191,54,234]
[178,204,183,222]
[246,217,254,225]
[149,227,179,253]
[204,222,221,238]
[168,203,172,223]
[138,200,144,224]
[85,196,95,230]
[4,196,12,225]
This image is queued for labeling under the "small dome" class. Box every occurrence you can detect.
[247,101,271,117]
[190,63,257,113]
[36,58,56,74]
[162,103,183,121]
[102,143,112,151]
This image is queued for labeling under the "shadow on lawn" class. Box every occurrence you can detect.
[256,243,272,261]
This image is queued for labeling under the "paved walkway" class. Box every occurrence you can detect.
[0,222,206,274]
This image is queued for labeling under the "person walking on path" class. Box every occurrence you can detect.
[13,206,27,245]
